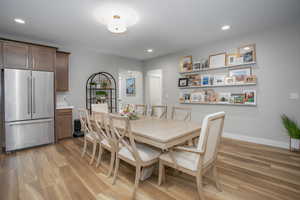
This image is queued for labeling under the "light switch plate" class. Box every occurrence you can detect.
[289,92,299,100]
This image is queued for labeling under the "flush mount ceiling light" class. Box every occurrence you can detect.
[221,25,231,30]
[94,4,139,34]
[14,18,25,24]
[146,49,153,53]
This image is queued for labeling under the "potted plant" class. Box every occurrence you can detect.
[95,91,107,103]
[89,82,97,88]
[281,114,300,152]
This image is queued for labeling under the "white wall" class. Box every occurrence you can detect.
[143,23,300,148]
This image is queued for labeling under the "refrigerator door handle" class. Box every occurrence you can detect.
[27,76,31,114]
[7,119,53,126]
[32,77,36,113]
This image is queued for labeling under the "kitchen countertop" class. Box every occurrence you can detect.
[56,105,74,110]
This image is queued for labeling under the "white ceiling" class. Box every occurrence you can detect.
[0,0,299,60]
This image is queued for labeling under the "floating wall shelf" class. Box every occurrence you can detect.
[180,102,257,106]
[179,82,257,89]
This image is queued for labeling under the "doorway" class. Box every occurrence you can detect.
[145,69,162,105]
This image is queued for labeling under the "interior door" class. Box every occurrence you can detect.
[32,71,54,119]
[4,69,31,121]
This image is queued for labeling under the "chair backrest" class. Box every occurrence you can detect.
[78,109,92,132]
[151,105,167,119]
[196,112,225,169]
[109,114,143,163]
[135,104,147,116]
[92,103,108,113]
[92,112,116,147]
[171,106,192,121]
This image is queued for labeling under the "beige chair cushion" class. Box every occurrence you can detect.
[159,147,199,171]
[118,143,161,162]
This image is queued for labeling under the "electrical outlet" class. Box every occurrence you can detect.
[289,92,299,100]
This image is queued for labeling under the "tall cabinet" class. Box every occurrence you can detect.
[55,51,70,91]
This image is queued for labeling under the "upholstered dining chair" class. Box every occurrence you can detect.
[92,112,118,177]
[171,106,192,121]
[135,104,147,116]
[78,109,100,165]
[158,112,225,200]
[110,115,161,195]
[151,105,167,119]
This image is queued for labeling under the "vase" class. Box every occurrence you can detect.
[290,138,300,152]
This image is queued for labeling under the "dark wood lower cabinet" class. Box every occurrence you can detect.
[56,109,73,140]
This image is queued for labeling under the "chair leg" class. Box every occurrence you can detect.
[133,166,141,197]
[212,166,222,192]
[158,161,165,185]
[107,151,115,177]
[96,145,103,167]
[89,142,97,165]
[196,174,205,200]
[112,157,120,185]
[81,138,87,157]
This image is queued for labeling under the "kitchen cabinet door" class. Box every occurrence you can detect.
[3,41,30,69]
[55,51,70,91]
[31,46,56,71]
[56,109,72,140]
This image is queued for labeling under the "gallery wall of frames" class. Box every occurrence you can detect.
[178,44,257,106]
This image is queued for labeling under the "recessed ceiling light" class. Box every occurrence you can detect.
[146,49,153,53]
[14,18,25,24]
[221,25,230,30]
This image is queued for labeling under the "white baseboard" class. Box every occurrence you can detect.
[223,132,289,149]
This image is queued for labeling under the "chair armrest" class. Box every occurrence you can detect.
[173,146,204,155]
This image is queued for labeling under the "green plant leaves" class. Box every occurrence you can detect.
[281,114,300,139]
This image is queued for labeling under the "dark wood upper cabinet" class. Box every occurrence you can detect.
[0,41,3,68]
[56,51,70,91]
[3,41,30,69]
[31,46,56,71]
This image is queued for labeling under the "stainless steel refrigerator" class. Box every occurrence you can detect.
[3,68,54,152]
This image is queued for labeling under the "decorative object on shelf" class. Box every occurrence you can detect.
[186,74,201,86]
[180,56,193,72]
[201,75,210,86]
[86,72,117,113]
[232,93,245,104]
[243,90,256,105]
[238,44,256,64]
[245,75,257,83]
[209,53,226,68]
[229,67,252,83]
[281,114,300,152]
[214,74,226,85]
[126,77,136,96]
[225,76,235,85]
[178,78,189,87]
[95,91,107,103]
[120,104,139,120]
[190,91,205,103]
[218,93,231,104]
[226,53,241,66]
[193,62,201,71]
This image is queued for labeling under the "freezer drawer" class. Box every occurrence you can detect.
[5,119,54,151]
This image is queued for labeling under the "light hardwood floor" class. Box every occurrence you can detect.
[0,138,300,200]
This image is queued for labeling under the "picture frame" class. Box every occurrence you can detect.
[214,74,226,85]
[218,92,231,104]
[192,62,201,71]
[229,67,252,83]
[126,78,136,96]
[243,90,256,105]
[201,75,210,86]
[238,44,256,64]
[190,91,204,103]
[209,53,226,68]
[231,93,245,104]
[180,56,193,72]
[226,53,241,66]
[178,78,189,87]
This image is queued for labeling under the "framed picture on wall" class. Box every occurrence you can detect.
[238,44,256,64]
[243,90,256,105]
[178,78,189,87]
[226,53,241,66]
[180,56,193,72]
[229,67,252,83]
[126,77,136,96]
[209,53,226,68]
